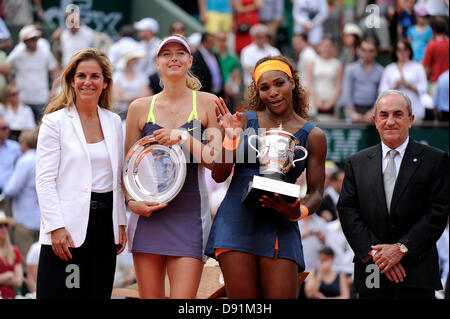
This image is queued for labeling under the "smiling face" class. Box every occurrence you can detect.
[156,42,192,80]
[395,40,412,63]
[257,70,294,116]
[373,94,414,149]
[71,59,108,103]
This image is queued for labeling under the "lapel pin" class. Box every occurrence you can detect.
[413,158,418,163]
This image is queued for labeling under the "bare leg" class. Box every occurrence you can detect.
[260,252,298,299]
[217,251,260,298]
[132,252,166,299]
[166,256,204,299]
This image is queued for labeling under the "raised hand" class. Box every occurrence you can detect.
[215,97,242,139]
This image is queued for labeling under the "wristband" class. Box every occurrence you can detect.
[126,198,136,206]
[223,134,240,151]
[289,204,309,222]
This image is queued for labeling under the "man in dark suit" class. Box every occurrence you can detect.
[337,90,449,299]
[191,32,224,96]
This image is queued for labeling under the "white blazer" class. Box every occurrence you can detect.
[36,105,127,247]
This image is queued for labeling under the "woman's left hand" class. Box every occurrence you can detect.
[259,193,301,220]
[117,225,127,255]
[153,128,186,146]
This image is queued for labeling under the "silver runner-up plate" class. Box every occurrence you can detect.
[123,135,187,204]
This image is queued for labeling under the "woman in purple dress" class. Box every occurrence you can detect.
[124,35,221,299]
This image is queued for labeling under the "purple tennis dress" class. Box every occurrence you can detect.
[127,91,211,261]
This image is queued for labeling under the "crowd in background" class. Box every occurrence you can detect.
[0,0,448,299]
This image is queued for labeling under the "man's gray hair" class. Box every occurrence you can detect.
[374,90,412,115]
[250,24,269,37]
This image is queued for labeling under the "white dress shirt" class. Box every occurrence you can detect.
[381,136,409,178]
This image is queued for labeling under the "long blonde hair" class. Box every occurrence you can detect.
[157,34,202,90]
[0,235,16,266]
[43,48,114,116]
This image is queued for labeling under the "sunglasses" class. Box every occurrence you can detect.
[0,223,9,229]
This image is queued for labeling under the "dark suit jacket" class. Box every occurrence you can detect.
[337,139,449,293]
[191,49,224,96]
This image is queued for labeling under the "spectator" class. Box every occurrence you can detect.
[323,0,343,50]
[342,0,355,24]
[304,246,350,299]
[192,32,224,96]
[0,116,21,204]
[422,16,449,95]
[203,0,233,34]
[113,250,136,289]
[134,18,161,79]
[305,37,343,121]
[113,48,150,121]
[398,0,417,39]
[407,6,434,62]
[417,0,449,18]
[340,23,362,66]
[343,38,384,124]
[0,84,36,140]
[317,168,345,222]
[292,33,318,85]
[232,0,263,56]
[1,130,40,260]
[215,30,241,113]
[108,25,140,69]
[433,69,449,121]
[324,160,338,191]
[325,216,355,277]
[0,211,23,299]
[379,38,428,121]
[24,241,40,294]
[169,20,187,37]
[293,0,329,47]
[359,2,392,52]
[188,32,202,52]
[299,214,328,272]
[258,0,284,44]
[240,24,280,87]
[55,13,96,68]
[0,17,11,51]
[6,24,60,123]
[2,0,33,25]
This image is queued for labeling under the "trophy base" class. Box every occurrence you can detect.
[241,175,301,209]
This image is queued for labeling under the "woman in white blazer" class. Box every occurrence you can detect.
[35,48,127,299]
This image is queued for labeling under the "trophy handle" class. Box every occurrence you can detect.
[292,146,308,167]
[248,135,263,157]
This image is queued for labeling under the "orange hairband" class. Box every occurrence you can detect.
[253,60,292,85]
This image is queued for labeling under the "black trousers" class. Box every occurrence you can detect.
[359,288,435,299]
[36,192,117,299]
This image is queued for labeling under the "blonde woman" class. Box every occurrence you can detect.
[35,48,127,299]
[124,35,221,299]
[0,211,23,299]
